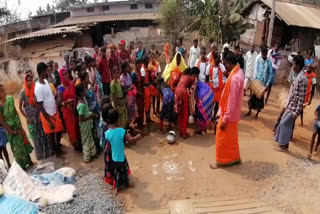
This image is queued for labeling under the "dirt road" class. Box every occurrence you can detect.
[10,85,320,214]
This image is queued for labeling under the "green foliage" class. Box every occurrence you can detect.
[0,7,20,24]
[192,0,247,43]
[159,0,185,39]
[55,0,88,12]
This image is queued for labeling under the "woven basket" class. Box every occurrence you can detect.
[249,79,266,99]
[278,90,289,108]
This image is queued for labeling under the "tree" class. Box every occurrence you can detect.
[55,0,88,12]
[159,0,185,40]
[0,7,20,24]
[188,0,248,44]
[35,4,55,16]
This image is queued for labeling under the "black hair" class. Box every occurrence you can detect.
[184,67,192,75]
[213,52,220,61]
[79,71,88,82]
[234,45,240,50]
[191,67,200,75]
[121,61,130,72]
[261,47,268,55]
[37,62,48,76]
[76,83,86,98]
[107,108,119,124]
[143,56,150,65]
[101,95,111,105]
[136,59,143,65]
[84,55,93,66]
[293,55,305,70]
[101,47,106,53]
[102,103,113,123]
[223,51,238,65]
[193,39,198,43]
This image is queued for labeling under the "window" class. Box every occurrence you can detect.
[102,6,109,11]
[145,3,153,9]
[87,7,94,13]
[130,4,138,9]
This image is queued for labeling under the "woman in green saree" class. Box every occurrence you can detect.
[0,84,33,169]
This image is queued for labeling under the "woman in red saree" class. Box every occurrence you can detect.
[57,68,81,151]
[174,68,196,139]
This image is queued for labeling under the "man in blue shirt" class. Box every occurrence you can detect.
[245,47,273,118]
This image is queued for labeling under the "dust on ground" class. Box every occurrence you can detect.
[8,85,320,214]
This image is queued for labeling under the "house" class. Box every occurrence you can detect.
[53,0,161,46]
[0,0,163,83]
[241,0,320,52]
[241,0,320,84]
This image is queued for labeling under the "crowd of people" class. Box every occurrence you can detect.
[0,38,319,192]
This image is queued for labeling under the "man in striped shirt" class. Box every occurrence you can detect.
[274,55,307,152]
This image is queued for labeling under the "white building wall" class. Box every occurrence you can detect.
[71,3,160,17]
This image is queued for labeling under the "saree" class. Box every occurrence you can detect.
[58,68,80,148]
[77,101,97,162]
[132,69,144,127]
[196,82,214,131]
[1,96,33,169]
[21,89,52,160]
[216,65,241,166]
[86,88,100,150]
[160,88,176,123]
[304,72,316,105]
[162,52,187,83]
[110,81,128,128]
[127,85,138,122]
[164,42,170,64]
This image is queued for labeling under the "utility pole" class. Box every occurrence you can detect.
[267,0,275,47]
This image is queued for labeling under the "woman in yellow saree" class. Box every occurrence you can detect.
[162,52,188,87]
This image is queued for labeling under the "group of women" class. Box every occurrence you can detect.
[0,41,218,172]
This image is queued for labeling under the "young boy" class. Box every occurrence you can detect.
[104,109,142,193]
[308,105,320,159]
[195,47,209,82]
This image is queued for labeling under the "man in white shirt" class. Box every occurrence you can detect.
[244,46,258,93]
[188,39,200,68]
[35,62,64,155]
[195,47,209,82]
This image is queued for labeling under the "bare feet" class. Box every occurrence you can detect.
[210,163,220,169]
[195,130,202,135]
[307,152,312,159]
[244,112,251,117]
[274,145,288,152]
[182,133,191,139]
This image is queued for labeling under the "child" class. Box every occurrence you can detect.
[101,98,113,150]
[76,83,97,163]
[0,126,10,169]
[308,105,320,159]
[157,78,176,132]
[104,108,142,193]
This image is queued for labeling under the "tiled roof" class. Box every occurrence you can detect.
[53,12,158,27]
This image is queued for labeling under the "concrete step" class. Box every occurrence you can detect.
[127,197,283,214]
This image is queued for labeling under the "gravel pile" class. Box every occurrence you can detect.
[42,169,124,214]
[258,157,320,214]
